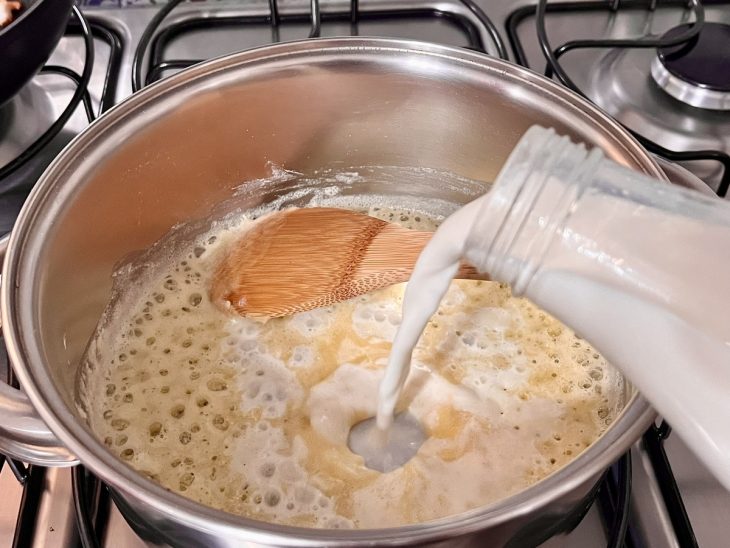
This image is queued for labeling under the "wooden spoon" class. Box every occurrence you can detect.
[211,207,485,319]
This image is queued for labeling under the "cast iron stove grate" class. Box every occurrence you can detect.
[506,0,730,197]
[130,0,509,91]
[0,7,123,183]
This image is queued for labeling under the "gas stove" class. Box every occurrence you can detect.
[0,1,729,547]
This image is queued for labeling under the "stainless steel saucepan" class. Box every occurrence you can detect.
[0,38,668,547]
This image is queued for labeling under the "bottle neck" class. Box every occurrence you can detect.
[464,126,604,295]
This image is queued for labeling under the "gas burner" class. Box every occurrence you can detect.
[651,22,730,111]
[585,46,730,188]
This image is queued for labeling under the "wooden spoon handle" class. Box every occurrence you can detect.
[364,225,487,284]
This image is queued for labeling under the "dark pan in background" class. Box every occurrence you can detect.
[0,0,75,106]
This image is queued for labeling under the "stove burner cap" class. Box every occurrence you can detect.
[651,22,730,110]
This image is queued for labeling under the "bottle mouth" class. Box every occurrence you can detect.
[465,125,603,294]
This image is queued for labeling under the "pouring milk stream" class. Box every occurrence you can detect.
[371,126,730,491]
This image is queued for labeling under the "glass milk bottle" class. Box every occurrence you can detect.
[463,126,730,491]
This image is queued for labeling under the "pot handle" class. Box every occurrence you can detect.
[0,235,77,466]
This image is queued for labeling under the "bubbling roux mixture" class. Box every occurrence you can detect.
[80,202,623,529]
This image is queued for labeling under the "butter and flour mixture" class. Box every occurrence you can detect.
[79,202,623,529]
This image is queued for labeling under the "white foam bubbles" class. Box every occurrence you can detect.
[308,363,381,445]
[236,351,301,419]
[289,345,314,368]
[289,308,333,337]
[230,424,349,527]
[352,291,403,342]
